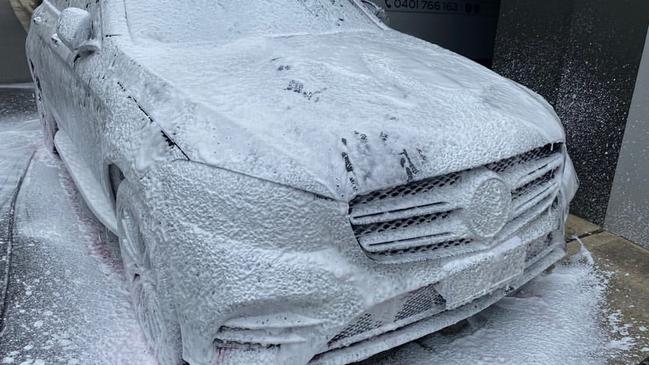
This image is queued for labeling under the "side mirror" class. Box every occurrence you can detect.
[56,8,99,54]
[361,0,389,25]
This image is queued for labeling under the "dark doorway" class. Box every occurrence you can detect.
[370,0,502,67]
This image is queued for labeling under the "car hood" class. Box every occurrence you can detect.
[120,31,565,201]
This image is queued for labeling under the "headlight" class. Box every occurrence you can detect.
[562,153,579,204]
[146,160,352,253]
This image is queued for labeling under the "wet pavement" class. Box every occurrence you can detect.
[0,148,156,365]
[0,87,39,309]
[0,88,38,208]
[0,87,156,364]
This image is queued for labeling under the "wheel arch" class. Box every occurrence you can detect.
[107,162,126,207]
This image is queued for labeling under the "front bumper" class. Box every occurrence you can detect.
[140,154,574,365]
[311,243,566,365]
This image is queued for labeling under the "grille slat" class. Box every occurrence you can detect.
[353,211,452,236]
[368,238,474,258]
[349,144,564,262]
[512,181,559,218]
[507,154,563,190]
[365,232,455,249]
[487,144,560,173]
[357,217,467,252]
[354,211,468,250]
[513,169,558,201]
[350,174,461,207]
[349,202,452,225]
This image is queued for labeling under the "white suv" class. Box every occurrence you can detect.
[27,1,578,364]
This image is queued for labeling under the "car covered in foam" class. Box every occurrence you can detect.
[26,0,578,364]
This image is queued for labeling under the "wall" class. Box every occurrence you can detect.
[491,0,573,104]
[605,28,649,248]
[0,0,31,83]
[493,0,649,225]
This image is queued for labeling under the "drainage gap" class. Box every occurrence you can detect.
[0,152,34,334]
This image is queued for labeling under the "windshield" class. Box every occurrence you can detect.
[125,0,378,44]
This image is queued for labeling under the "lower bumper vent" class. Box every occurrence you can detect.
[328,284,445,349]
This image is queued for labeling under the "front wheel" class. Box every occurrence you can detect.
[116,182,183,365]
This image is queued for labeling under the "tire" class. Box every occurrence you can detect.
[116,182,183,365]
[36,96,58,155]
[42,114,58,154]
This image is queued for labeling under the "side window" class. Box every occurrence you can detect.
[49,0,65,9]
[50,0,88,10]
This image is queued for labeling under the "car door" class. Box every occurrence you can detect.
[29,1,107,176]
[26,0,73,147]
[28,0,119,230]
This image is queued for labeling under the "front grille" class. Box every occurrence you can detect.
[349,143,564,262]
